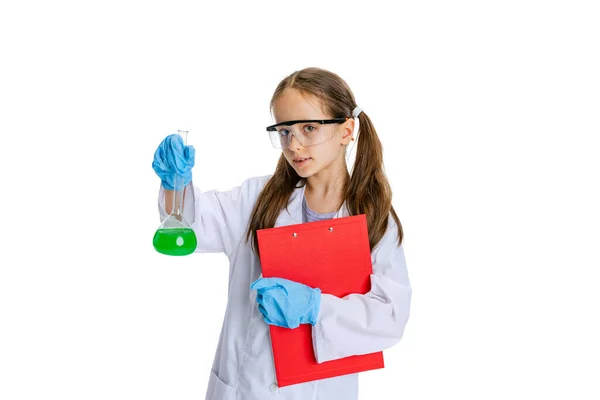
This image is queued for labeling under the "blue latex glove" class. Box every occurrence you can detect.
[152,134,195,190]
[250,277,321,329]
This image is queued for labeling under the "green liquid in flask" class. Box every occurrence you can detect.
[153,227,197,256]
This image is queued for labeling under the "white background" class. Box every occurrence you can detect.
[1,0,599,399]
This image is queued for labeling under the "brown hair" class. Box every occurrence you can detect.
[245,67,403,254]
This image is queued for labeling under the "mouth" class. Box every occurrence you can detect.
[292,157,312,166]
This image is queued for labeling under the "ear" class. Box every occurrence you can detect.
[340,118,355,146]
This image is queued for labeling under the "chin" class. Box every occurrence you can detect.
[297,172,313,179]
[293,168,312,178]
[297,167,319,179]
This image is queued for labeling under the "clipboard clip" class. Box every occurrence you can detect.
[292,226,334,237]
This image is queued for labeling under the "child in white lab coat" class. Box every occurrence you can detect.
[152,66,412,400]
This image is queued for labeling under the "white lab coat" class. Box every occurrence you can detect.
[158,175,412,400]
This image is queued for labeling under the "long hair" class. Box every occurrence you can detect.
[245,67,403,254]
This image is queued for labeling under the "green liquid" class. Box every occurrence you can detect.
[153,228,197,256]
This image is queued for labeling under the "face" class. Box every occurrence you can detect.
[272,88,355,181]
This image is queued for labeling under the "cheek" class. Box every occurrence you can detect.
[316,143,342,162]
[282,149,293,159]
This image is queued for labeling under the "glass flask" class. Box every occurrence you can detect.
[152,130,198,256]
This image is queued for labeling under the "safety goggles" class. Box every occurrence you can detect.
[266,118,349,149]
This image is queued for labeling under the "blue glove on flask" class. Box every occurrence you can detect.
[152,134,195,190]
[250,277,321,329]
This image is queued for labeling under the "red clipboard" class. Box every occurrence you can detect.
[256,214,384,387]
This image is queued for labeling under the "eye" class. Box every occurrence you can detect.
[303,124,317,133]
[278,128,290,136]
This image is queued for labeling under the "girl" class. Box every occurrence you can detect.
[152,67,412,400]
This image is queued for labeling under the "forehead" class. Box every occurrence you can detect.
[272,88,328,123]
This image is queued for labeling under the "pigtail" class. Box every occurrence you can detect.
[346,112,403,249]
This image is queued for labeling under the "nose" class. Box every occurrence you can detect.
[287,132,303,150]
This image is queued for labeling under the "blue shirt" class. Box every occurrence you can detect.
[302,196,337,223]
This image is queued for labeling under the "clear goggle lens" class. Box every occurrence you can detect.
[268,121,340,149]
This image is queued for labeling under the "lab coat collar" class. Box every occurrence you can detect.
[275,180,349,227]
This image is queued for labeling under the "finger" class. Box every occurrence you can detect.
[152,157,168,173]
[256,293,263,303]
[250,277,285,291]
[168,133,185,151]
[264,316,284,327]
[258,304,267,317]
[185,145,195,164]
[250,277,277,291]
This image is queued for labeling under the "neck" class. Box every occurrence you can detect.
[305,175,344,198]
[304,171,348,214]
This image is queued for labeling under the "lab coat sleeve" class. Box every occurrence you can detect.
[311,217,412,363]
[158,176,271,257]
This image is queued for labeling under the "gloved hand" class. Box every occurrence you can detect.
[152,133,195,190]
[250,277,321,329]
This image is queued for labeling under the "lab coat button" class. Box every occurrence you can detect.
[269,383,278,393]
